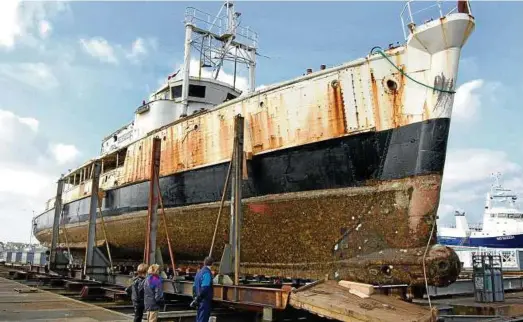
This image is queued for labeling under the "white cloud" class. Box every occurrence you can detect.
[452,79,502,123]
[437,204,455,220]
[50,143,80,165]
[38,20,51,38]
[161,59,250,93]
[505,177,523,197]
[452,79,483,122]
[442,149,520,190]
[0,109,39,140]
[439,148,523,225]
[0,0,21,49]
[0,167,52,197]
[443,186,485,203]
[0,109,79,242]
[186,59,249,92]
[19,117,39,132]
[0,1,68,49]
[0,62,59,90]
[80,37,118,64]
[126,37,156,63]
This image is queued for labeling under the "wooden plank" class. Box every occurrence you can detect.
[338,280,375,296]
[290,280,433,322]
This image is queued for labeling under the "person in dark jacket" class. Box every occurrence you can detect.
[144,264,164,322]
[125,263,148,322]
[190,256,214,322]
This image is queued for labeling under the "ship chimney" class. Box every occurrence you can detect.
[320,64,326,70]
[142,100,146,105]
[306,68,313,75]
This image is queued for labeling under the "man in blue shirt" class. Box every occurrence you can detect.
[191,256,214,322]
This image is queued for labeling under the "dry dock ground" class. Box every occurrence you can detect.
[0,276,131,321]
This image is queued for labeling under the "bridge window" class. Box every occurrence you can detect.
[171,85,206,99]
[225,93,237,101]
[171,85,182,99]
[189,84,206,98]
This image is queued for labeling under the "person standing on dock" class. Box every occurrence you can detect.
[125,263,148,322]
[144,264,164,322]
[191,256,214,322]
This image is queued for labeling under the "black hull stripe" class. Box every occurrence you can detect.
[35,118,450,232]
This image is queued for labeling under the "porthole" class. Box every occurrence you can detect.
[383,76,400,93]
[386,79,398,91]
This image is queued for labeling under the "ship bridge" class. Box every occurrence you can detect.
[100,1,257,156]
[100,75,242,156]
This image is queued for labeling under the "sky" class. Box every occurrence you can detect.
[0,1,522,243]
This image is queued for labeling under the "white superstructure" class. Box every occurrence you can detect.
[438,174,523,248]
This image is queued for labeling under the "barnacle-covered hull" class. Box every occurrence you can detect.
[34,11,475,286]
[35,118,457,284]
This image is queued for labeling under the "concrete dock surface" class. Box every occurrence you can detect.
[0,277,131,321]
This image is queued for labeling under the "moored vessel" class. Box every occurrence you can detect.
[438,174,523,248]
[34,1,476,286]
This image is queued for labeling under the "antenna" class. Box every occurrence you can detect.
[491,172,502,187]
[181,1,258,116]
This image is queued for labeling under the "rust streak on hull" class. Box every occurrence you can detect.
[370,72,382,131]
[328,80,348,135]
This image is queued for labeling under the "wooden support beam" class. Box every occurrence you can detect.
[84,160,102,273]
[49,177,64,269]
[232,115,244,286]
[145,137,162,265]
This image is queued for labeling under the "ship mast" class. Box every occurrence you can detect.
[181,1,258,116]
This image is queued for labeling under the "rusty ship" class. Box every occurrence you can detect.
[34,1,476,286]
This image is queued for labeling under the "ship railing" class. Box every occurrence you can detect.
[455,247,521,270]
[469,223,483,231]
[400,0,471,40]
[184,6,258,48]
[439,223,482,231]
[475,247,520,269]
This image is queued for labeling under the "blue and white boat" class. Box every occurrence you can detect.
[438,175,523,248]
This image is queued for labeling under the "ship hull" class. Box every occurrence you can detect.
[438,234,523,249]
[35,118,449,279]
[34,10,476,283]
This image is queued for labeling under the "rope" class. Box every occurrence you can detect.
[422,216,437,310]
[370,46,456,94]
[209,144,236,258]
[60,207,73,265]
[156,176,177,276]
[98,204,113,273]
